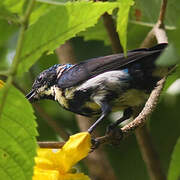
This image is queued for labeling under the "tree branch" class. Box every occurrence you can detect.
[135,127,166,180]
[102,13,123,53]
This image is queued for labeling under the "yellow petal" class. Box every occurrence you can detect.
[33,168,59,180]
[35,157,54,170]
[37,148,55,159]
[54,132,91,173]
[35,149,60,170]
[33,168,90,180]
[34,132,91,176]
[0,80,4,88]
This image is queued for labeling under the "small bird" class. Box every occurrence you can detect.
[26,43,169,134]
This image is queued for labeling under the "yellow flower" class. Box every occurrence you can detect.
[0,80,4,88]
[33,132,91,180]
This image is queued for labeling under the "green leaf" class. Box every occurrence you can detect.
[156,44,180,66]
[117,0,134,55]
[163,65,180,92]
[17,1,119,75]
[168,137,180,180]
[0,0,25,14]
[0,0,55,25]
[29,3,54,25]
[0,85,38,180]
[0,20,17,46]
[78,18,111,46]
[169,22,180,57]
[0,0,25,23]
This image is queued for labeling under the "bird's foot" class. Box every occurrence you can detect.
[106,124,123,146]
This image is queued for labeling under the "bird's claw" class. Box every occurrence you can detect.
[90,138,100,152]
[106,123,117,134]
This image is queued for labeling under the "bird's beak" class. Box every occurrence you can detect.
[26,89,38,103]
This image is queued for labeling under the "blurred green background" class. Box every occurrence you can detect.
[0,0,180,179]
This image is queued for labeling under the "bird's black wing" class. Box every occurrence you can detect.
[58,43,167,89]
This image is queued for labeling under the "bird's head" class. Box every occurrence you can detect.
[26,64,61,102]
[26,63,74,102]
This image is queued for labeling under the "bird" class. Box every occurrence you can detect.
[26,43,169,135]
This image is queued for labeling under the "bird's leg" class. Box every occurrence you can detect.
[88,102,111,150]
[105,108,132,144]
[88,102,111,133]
[106,107,133,133]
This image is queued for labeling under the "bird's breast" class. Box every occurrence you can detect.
[52,86,74,109]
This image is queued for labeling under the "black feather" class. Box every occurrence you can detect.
[58,43,167,89]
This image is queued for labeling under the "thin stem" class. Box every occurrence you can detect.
[159,0,168,24]
[21,0,36,27]
[38,141,65,148]
[0,0,36,118]
[130,20,176,30]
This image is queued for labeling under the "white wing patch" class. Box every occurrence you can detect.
[77,70,129,91]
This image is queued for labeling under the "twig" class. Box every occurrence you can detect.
[0,0,36,118]
[129,20,176,30]
[159,0,168,24]
[123,78,166,134]
[38,141,65,148]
